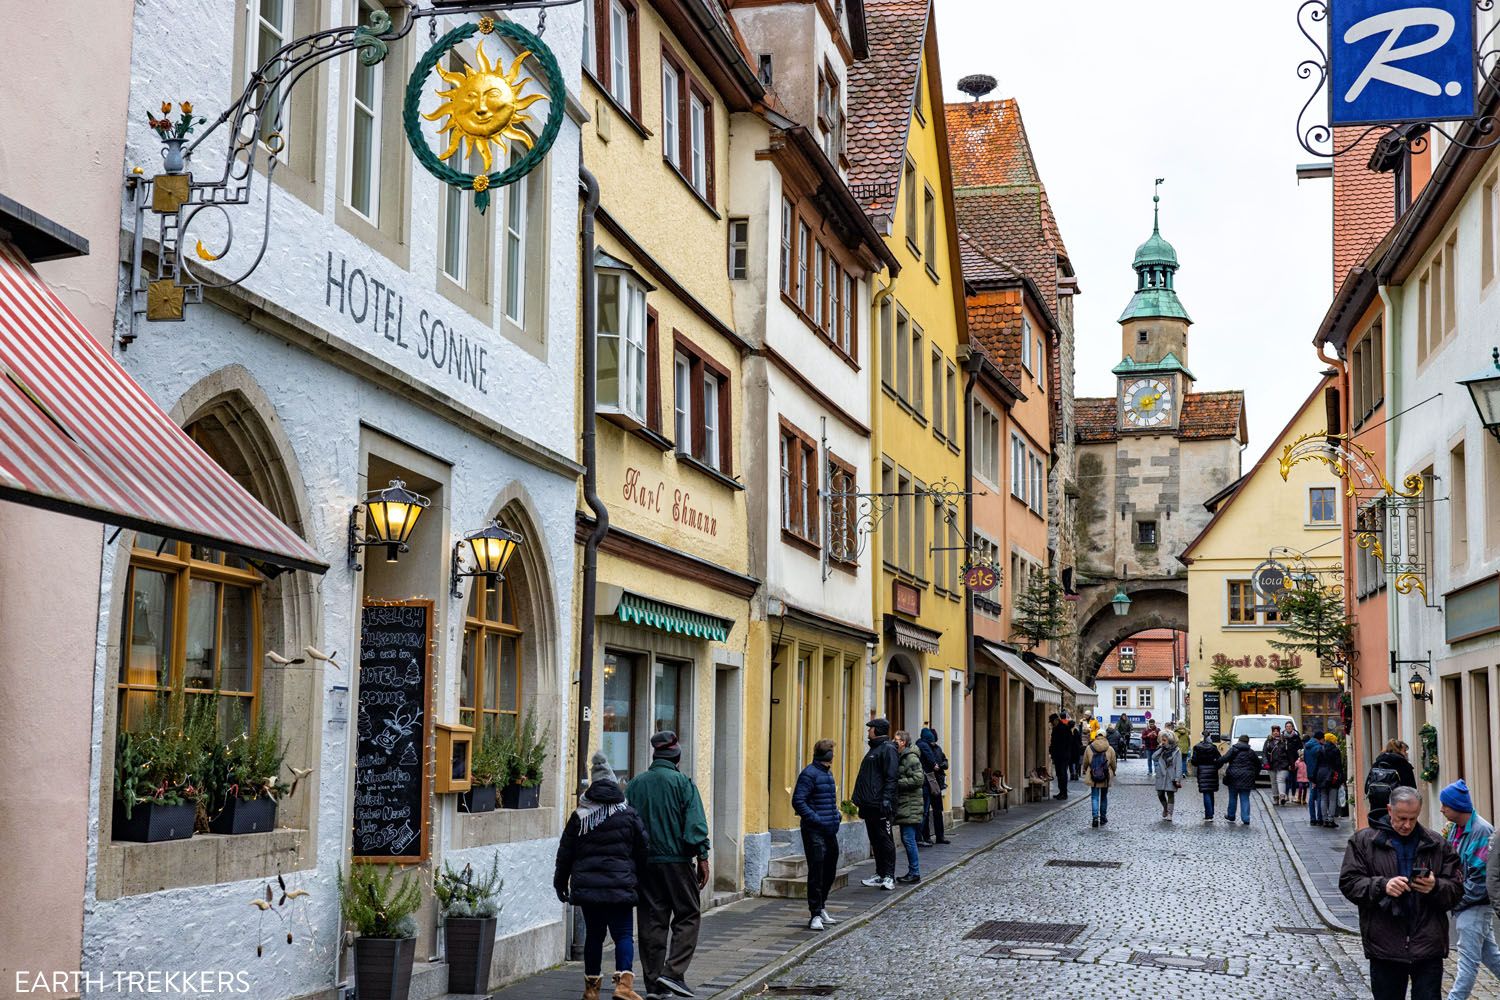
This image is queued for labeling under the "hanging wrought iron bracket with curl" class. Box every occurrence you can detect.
[122,0,579,346]
[823,477,975,582]
[1296,0,1500,159]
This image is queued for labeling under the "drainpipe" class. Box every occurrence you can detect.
[962,355,980,696]
[868,281,895,714]
[1377,283,1403,749]
[577,164,605,796]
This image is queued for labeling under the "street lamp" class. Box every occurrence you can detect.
[1110,587,1132,617]
[1332,663,1346,686]
[348,479,431,569]
[450,519,524,598]
[1459,347,1500,442]
[1408,668,1434,703]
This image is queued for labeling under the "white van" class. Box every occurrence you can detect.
[1229,714,1296,784]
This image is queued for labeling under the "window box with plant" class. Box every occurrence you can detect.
[340,863,422,1000]
[205,708,290,835]
[498,708,551,810]
[434,857,504,994]
[112,695,215,843]
[460,737,505,814]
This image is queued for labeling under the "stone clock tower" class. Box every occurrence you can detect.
[1072,187,1248,667]
[1115,187,1194,435]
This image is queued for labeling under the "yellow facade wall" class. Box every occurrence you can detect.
[1185,378,1343,740]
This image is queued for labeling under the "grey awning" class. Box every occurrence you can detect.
[1032,657,1098,706]
[977,641,1061,706]
[886,615,941,655]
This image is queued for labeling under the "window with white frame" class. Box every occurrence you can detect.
[346,0,385,222]
[814,244,826,329]
[502,145,528,325]
[248,0,294,152]
[728,218,749,280]
[597,272,649,422]
[1114,688,1129,708]
[608,0,634,109]
[840,272,855,355]
[1030,453,1045,514]
[1010,434,1026,501]
[779,199,793,296]
[1021,317,1034,374]
[797,221,811,311]
[661,60,680,167]
[973,400,1000,486]
[582,0,596,76]
[673,353,691,445]
[1137,687,1153,709]
[880,298,894,388]
[688,93,707,196]
[674,343,732,472]
[945,363,957,441]
[930,349,945,441]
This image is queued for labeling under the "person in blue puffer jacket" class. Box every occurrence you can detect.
[1304,732,1326,827]
[792,739,842,931]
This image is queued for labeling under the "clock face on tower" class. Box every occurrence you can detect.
[1123,377,1173,428]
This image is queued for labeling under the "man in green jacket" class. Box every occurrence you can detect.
[628,731,710,999]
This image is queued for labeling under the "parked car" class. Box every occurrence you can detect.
[1126,731,1143,758]
[1228,713,1296,785]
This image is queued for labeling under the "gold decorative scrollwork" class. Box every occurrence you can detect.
[1278,431,1423,499]
[1394,573,1428,599]
[1355,531,1385,562]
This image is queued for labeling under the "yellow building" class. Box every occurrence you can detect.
[849,0,969,749]
[1182,376,1345,741]
[577,0,765,891]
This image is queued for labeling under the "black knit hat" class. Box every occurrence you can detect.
[867,717,890,736]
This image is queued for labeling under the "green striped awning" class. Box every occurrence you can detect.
[616,592,733,642]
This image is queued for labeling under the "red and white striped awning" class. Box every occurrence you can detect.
[0,241,327,574]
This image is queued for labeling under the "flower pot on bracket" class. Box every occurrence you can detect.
[500,782,540,809]
[209,795,278,835]
[112,800,196,843]
[354,935,415,1000]
[458,785,497,814]
[444,915,498,994]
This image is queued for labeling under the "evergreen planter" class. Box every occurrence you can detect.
[209,795,277,835]
[354,935,415,1000]
[500,783,540,809]
[112,800,196,843]
[458,785,497,814]
[444,916,497,994]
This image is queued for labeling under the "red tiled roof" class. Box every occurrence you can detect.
[965,292,1024,387]
[1333,127,1393,295]
[946,99,1036,188]
[846,0,930,227]
[955,189,1059,313]
[1073,391,1246,445]
[958,229,1020,285]
[1179,391,1246,440]
[1096,632,1185,680]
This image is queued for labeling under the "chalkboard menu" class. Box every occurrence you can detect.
[353,600,433,863]
[1202,691,1221,741]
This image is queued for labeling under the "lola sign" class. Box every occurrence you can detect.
[1329,0,1476,125]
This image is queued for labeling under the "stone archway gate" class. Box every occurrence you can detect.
[1074,577,1188,687]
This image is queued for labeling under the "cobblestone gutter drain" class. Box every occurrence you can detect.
[964,920,1087,943]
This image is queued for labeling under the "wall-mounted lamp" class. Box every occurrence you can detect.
[1459,347,1500,442]
[1110,587,1132,617]
[348,479,431,570]
[1408,669,1434,703]
[1331,663,1346,686]
[449,518,524,598]
[1390,650,1434,703]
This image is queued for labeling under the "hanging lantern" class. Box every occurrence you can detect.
[348,479,431,569]
[450,519,524,597]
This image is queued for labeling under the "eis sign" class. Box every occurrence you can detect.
[1329,0,1477,125]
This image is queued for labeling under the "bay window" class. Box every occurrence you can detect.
[597,271,650,423]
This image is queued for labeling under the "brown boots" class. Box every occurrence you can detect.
[582,974,603,1000]
[611,971,644,1000]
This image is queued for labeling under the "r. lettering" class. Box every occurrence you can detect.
[1343,8,1458,102]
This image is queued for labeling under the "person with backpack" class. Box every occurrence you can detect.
[1221,734,1262,826]
[554,751,649,1000]
[1082,729,1118,828]
[1375,740,1418,789]
[1305,730,1327,827]
[852,718,899,890]
[915,727,951,846]
[791,739,841,932]
[1366,744,1408,826]
[1142,721,1161,776]
[1191,731,1225,822]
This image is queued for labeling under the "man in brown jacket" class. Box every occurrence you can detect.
[1339,787,1464,999]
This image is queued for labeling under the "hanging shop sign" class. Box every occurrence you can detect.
[405,17,566,212]
[1328,0,1476,126]
[963,563,1000,594]
[353,600,434,864]
[1253,559,1289,603]
[893,579,922,618]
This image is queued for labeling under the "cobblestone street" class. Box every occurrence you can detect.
[759,761,1497,1000]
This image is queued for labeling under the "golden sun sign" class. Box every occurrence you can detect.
[423,42,546,174]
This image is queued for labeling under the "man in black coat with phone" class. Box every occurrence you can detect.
[852,718,899,891]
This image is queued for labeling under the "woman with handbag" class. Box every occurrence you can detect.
[1154,737,1183,820]
[916,728,951,845]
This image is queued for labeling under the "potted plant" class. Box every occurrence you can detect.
[113,694,212,843]
[340,863,422,1000]
[434,857,504,994]
[499,709,550,810]
[146,101,206,174]
[208,709,290,834]
[460,737,504,814]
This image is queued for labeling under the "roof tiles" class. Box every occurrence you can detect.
[846,0,930,227]
[1074,391,1246,444]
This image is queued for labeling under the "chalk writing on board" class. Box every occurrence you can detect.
[353,602,430,861]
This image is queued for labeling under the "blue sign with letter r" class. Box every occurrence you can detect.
[1329,0,1476,125]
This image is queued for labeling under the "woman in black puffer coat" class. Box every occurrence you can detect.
[1220,734,1261,826]
[1190,734,1224,822]
[555,751,648,1000]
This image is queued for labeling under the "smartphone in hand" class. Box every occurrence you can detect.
[1411,867,1432,879]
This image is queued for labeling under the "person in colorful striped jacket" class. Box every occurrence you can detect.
[1441,779,1500,1000]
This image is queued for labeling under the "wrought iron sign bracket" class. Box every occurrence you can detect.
[822,477,975,582]
[122,0,579,346]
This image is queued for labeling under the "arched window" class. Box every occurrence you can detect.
[460,573,522,747]
[117,422,265,733]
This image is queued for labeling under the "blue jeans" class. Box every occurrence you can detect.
[1226,789,1251,823]
[1309,786,1324,822]
[899,823,920,876]
[1090,786,1109,820]
[1146,751,1156,775]
[1449,905,1500,1000]
[581,902,635,976]
[1202,791,1215,818]
[1181,754,1189,777]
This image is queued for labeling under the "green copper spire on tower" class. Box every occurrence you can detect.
[1120,178,1191,323]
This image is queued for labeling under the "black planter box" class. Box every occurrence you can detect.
[501,783,540,809]
[354,935,415,1000]
[209,795,277,835]
[445,915,497,994]
[458,785,497,814]
[112,800,196,843]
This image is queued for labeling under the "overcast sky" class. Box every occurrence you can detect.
[934,0,1335,454]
